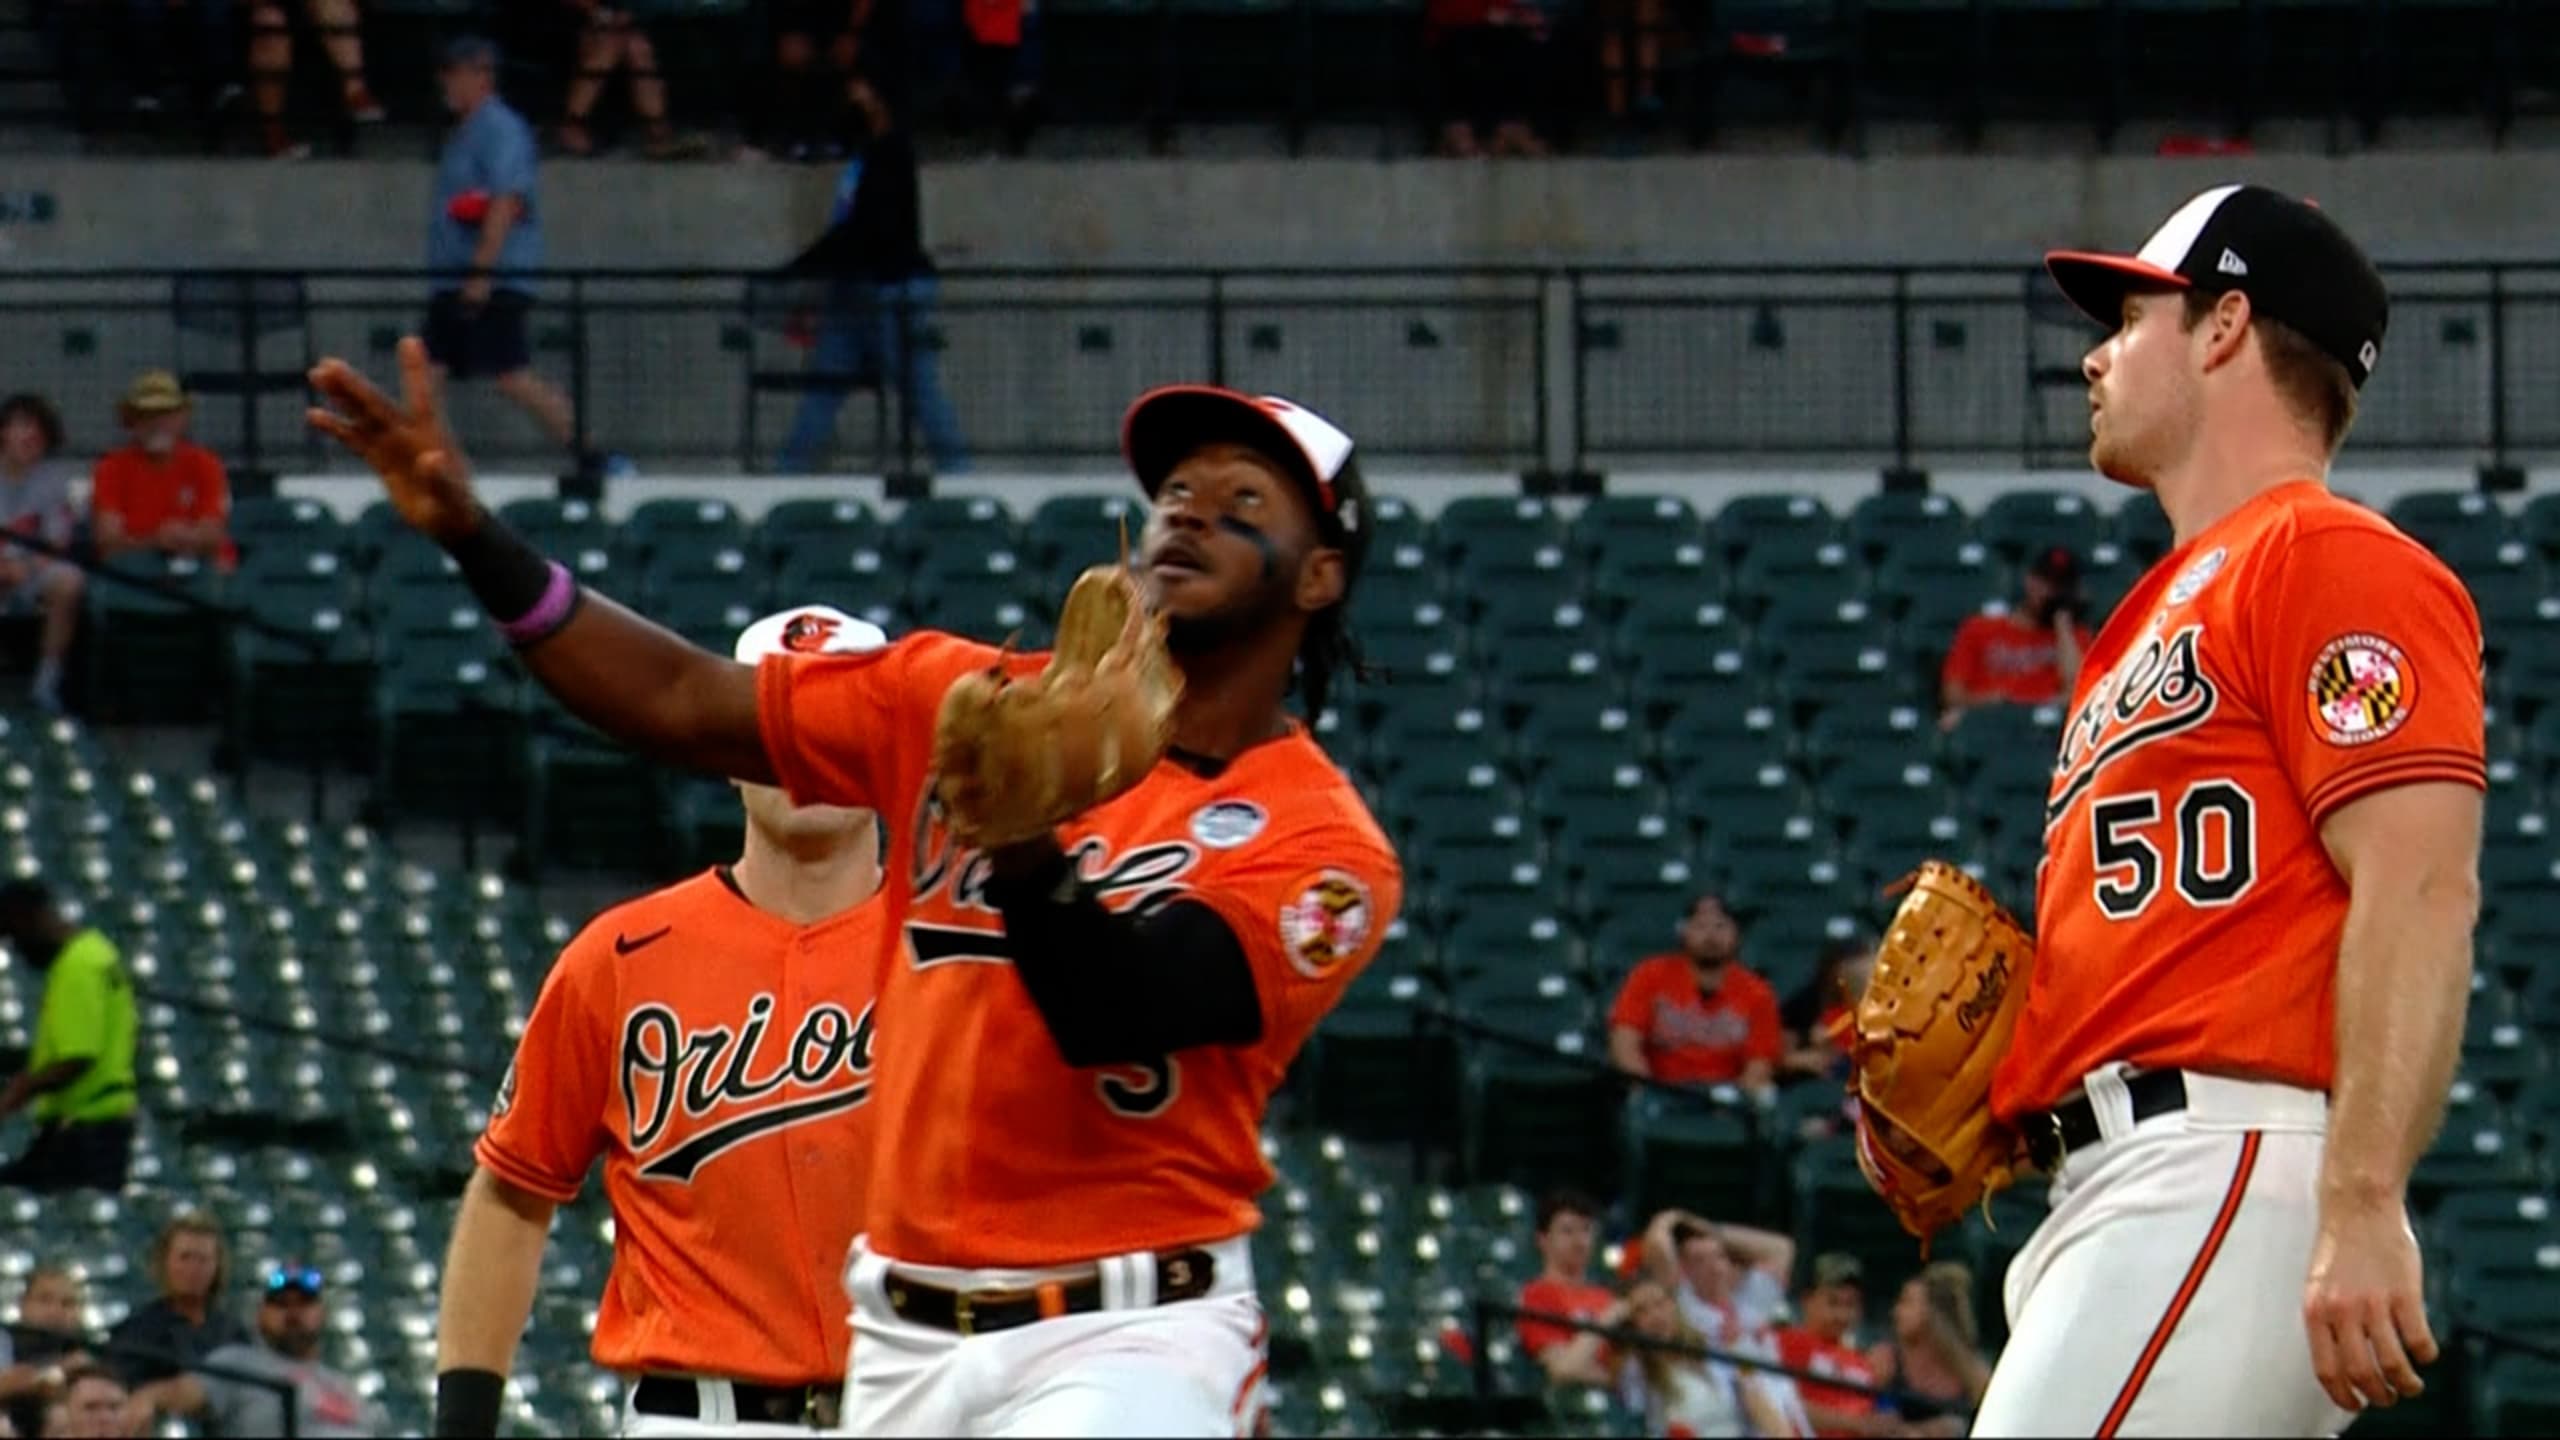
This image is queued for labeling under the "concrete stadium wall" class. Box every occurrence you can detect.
[6,150,2560,270]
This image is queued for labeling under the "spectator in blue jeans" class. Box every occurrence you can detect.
[775,79,970,476]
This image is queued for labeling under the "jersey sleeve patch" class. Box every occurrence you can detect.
[1277,868,1376,979]
[2306,632,2416,747]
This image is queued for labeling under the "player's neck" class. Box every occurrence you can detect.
[732,831,881,927]
[1169,646,1295,759]
[2152,424,2329,548]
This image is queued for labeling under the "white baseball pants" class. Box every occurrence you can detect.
[620,1379,835,1438]
[1971,1065,2359,1438]
[838,1234,1268,1438]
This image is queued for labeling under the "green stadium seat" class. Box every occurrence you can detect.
[2110,491,2175,563]
[1801,704,1934,777]
[1977,488,2105,563]
[620,497,746,570]
[1025,493,1143,572]
[1460,1050,1621,1194]
[1871,538,1999,607]
[1847,490,1969,563]
[639,536,760,605]
[2386,489,2512,555]
[1574,493,1704,557]
[1793,1135,1934,1299]
[1439,496,1568,563]
[1621,1090,1765,1224]
[1732,542,1864,618]
[2522,492,2560,560]
[2472,1355,2560,1438]
[84,552,228,724]
[759,496,884,567]
[2412,1082,2539,1209]
[1586,530,1722,607]
[1514,695,1641,758]
[227,572,372,769]
[890,495,1021,557]
[372,643,517,822]
[497,497,615,565]
[1469,574,1589,634]
[1712,493,1839,559]
[1307,965,1458,1144]
[2467,557,2552,641]
[770,545,898,628]
[652,578,763,653]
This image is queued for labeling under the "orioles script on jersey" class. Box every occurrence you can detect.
[2047,621,2216,828]
[620,994,875,1181]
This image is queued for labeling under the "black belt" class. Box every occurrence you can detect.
[631,1375,832,1426]
[884,1248,1218,1338]
[2022,1069,2189,1172]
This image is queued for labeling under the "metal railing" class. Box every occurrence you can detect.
[4,1325,305,1440]
[5,263,2556,487]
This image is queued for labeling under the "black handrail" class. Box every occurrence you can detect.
[6,1323,305,1440]
[1476,1296,1977,1421]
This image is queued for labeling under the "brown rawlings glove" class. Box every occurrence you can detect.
[930,558,1183,851]
[1851,860,2037,1247]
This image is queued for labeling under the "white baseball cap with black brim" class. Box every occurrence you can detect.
[2045,183,2390,389]
[1120,386,1370,580]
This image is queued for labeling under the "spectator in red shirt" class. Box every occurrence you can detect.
[1775,1254,1896,1438]
[1515,1188,1621,1386]
[90,373,234,570]
[1937,545,2092,731]
[1607,894,1782,1098]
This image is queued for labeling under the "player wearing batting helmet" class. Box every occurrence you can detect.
[433,607,891,1439]
[1971,185,2484,1436]
[314,347,1401,1437]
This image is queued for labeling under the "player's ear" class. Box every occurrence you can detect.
[2199,289,2253,373]
[1295,544,1346,614]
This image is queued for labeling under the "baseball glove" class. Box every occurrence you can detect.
[930,558,1182,851]
[1851,860,2036,1247]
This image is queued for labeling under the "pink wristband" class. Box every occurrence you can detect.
[495,561,578,647]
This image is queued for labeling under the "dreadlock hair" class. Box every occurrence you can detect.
[1293,603,1371,727]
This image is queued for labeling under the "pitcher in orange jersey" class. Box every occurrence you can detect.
[310,346,1401,1436]
[1968,186,2485,1437]
[430,607,893,1439]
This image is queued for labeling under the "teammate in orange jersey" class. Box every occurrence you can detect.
[1972,185,2485,1436]
[313,347,1401,1437]
[430,606,892,1439]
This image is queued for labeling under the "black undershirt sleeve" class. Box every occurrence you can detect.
[983,845,1266,1067]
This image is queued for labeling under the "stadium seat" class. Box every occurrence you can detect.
[84,552,228,724]
[1573,494,1704,557]
[1307,965,1457,1143]
[2386,489,2513,558]
[1620,1090,1765,1224]
[1460,1050,1621,1195]
[2110,490,2175,562]
[755,496,883,568]
[620,496,747,571]
[1847,490,1969,563]
[1025,493,1144,576]
[1976,488,2105,563]
[1711,493,1839,559]
[889,495,1021,558]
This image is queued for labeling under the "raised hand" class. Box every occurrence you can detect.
[307,336,482,543]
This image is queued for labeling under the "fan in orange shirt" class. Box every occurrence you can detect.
[312,345,1402,1438]
[90,372,235,570]
[431,606,892,1440]
[1938,546,2093,732]
[1606,894,1782,1100]
[1964,186,2485,1438]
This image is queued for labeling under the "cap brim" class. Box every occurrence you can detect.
[2045,250,2190,329]
[1122,386,1329,502]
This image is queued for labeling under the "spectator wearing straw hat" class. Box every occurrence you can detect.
[89,373,235,571]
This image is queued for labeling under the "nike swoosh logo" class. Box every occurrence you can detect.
[614,926,673,956]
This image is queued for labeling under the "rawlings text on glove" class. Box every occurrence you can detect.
[1852,860,2036,1247]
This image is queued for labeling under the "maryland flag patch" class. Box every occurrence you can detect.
[1278,869,1374,978]
[2308,633,2415,747]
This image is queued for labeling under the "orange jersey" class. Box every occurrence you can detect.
[757,631,1403,1268]
[1993,482,2486,1120]
[475,867,885,1382]
[91,443,234,560]
[1606,956,1783,1085]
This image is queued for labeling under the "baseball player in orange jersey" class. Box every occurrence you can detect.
[309,348,1401,1438]
[429,606,893,1440]
[1968,185,2485,1437]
